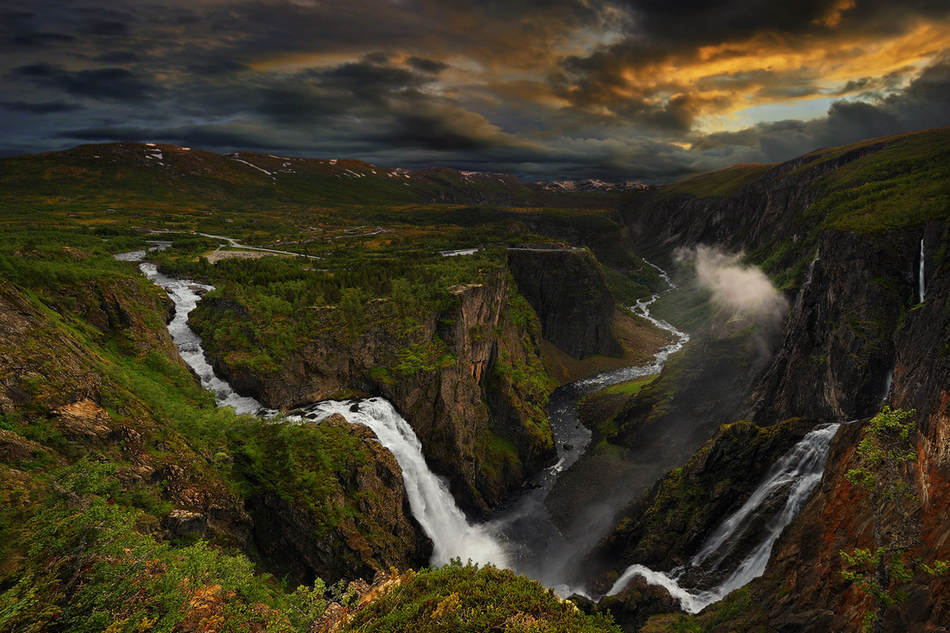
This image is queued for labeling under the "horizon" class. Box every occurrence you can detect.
[3,1,950,182]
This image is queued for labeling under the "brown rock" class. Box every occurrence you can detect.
[0,428,44,463]
[53,399,112,439]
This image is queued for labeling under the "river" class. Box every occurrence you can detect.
[118,245,832,612]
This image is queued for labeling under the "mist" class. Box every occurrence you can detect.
[676,245,788,326]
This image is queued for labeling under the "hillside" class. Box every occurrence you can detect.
[596,126,950,631]
[1,128,949,633]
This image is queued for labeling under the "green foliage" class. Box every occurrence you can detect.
[0,461,326,633]
[657,163,775,199]
[803,130,950,234]
[338,561,622,633]
[840,406,947,632]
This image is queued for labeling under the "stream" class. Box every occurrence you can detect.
[119,245,833,613]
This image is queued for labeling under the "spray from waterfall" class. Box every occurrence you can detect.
[606,423,840,613]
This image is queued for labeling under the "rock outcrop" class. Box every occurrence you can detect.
[193,253,628,513]
[237,414,432,586]
[507,248,622,359]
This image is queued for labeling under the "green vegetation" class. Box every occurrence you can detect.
[656,163,775,200]
[0,461,327,633]
[840,406,948,633]
[804,129,950,234]
[0,144,661,631]
[339,561,622,633]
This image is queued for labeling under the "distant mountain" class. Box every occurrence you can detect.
[0,143,628,211]
[535,179,649,193]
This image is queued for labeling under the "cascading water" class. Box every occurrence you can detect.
[606,422,841,613]
[289,399,509,567]
[138,262,273,416]
[119,247,507,568]
[919,238,926,303]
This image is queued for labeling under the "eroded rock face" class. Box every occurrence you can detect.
[243,414,431,586]
[193,267,558,513]
[744,231,907,424]
[599,576,680,632]
[53,399,113,440]
[506,248,622,359]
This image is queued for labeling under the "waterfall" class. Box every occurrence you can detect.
[919,238,926,303]
[606,422,840,613]
[122,249,505,567]
[291,399,509,568]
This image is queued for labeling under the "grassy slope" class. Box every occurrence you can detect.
[655,163,776,200]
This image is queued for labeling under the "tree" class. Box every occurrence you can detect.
[839,406,948,633]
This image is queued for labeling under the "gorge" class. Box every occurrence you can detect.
[1,128,949,633]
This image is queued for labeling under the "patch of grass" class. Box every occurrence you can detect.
[339,561,622,633]
[656,163,775,200]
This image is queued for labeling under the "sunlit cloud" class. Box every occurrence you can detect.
[2,0,950,180]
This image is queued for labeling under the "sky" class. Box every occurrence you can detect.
[2,0,950,182]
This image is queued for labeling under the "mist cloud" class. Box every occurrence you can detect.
[677,245,788,325]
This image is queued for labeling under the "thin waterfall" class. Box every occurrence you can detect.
[919,238,926,303]
[606,423,840,614]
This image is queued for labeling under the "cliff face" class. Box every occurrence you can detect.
[507,248,622,359]
[740,221,950,633]
[192,250,624,514]
[615,130,950,631]
[235,414,431,586]
[744,229,911,423]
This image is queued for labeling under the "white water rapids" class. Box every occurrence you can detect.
[117,248,505,567]
[606,422,841,613]
[122,245,834,613]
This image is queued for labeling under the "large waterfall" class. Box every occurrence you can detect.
[606,422,841,613]
[121,249,508,569]
[290,399,509,568]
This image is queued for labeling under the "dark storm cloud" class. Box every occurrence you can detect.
[2,0,950,181]
[0,100,82,113]
[11,31,75,47]
[406,57,449,74]
[694,57,950,161]
[13,63,155,102]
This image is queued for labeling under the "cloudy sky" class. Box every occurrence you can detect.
[3,0,950,181]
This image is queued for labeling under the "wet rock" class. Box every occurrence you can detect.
[599,575,681,632]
